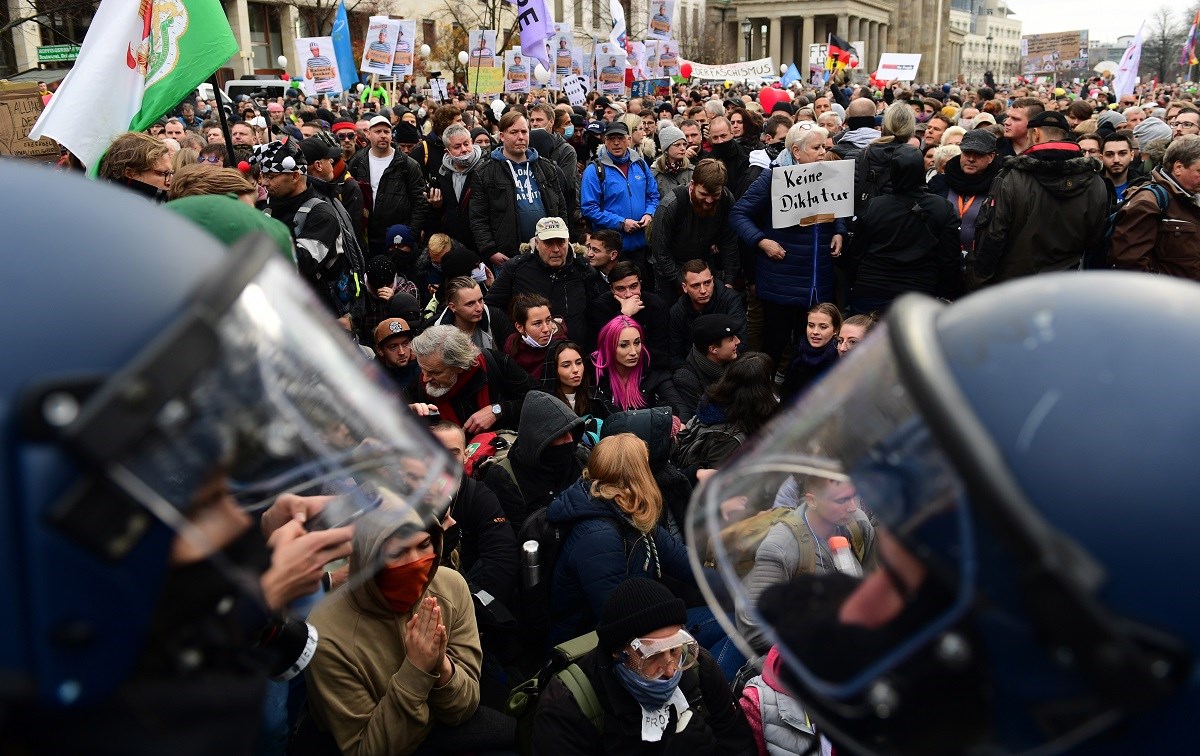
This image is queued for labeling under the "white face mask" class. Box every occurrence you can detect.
[417,107,427,119]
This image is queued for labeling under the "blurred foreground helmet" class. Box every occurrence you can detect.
[689,273,1198,755]
[0,163,456,708]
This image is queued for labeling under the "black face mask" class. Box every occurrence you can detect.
[710,140,737,158]
[540,442,577,471]
[761,572,991,754]
[765,142,785,160]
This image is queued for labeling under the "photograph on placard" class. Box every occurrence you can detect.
[658,39,679,76]
[296,37,340,95]
[553,26,574,77]
[469,29,497,68]
[596,42,626,95]
[361,17,399,73]
[541,40,559,89]
[628,41,648,81]
[647,0,676,41]
[391,19,416,78]
[643,40,660,78]
[570,46,584,76]
[505,50,531,93]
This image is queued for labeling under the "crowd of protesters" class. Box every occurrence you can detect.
[45,66,1200,755]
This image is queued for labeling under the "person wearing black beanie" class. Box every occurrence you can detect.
[532,577,755,754]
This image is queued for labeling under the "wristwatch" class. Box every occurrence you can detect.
[491,403,502,416]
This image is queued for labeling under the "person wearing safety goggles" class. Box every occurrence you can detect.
[533,578,755,755]
[0,164,458,752]
[689,272,1200,755]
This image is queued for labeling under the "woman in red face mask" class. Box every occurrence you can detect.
[302,503,512,754]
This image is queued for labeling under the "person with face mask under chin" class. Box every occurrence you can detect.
[532,578,755,756]
[303,502,515,755]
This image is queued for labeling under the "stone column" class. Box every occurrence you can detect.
[781,18,796,71]
[10,2,41,73]
[801,15,816,77]
[751,19,763,62]
[837,13,849,40]
[224,0,255,76]
[769,16,782,70]
[869,21,879,72]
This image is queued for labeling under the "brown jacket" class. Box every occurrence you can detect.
[305,517,482,756]
[1110,168,1200,280]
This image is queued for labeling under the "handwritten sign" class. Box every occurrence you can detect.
[0,82,58,160]
[475,67,505,96]
[561,75,587,106]
[771,161,853,228]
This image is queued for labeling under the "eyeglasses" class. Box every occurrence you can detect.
[337,132,358,140]
[148,169,174,179]
[198,155,222,164]
[1169,120,1199,129]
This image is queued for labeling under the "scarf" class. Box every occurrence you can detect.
[942,154,1001,197]
[442,145,483,200]
[685,349,726,385]
[611,150,632,165]
[420,354,489,425]
[795,336,839,369]
[614,661,683,709]
[658,157,685,175]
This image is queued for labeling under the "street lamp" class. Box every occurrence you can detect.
[741,19,751,63]
[986,34,993,78]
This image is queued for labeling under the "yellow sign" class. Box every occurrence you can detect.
[474,67,505,95]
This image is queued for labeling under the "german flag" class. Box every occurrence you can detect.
[827,34,857,71]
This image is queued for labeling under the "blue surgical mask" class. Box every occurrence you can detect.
[563,125,575,139]
[613,658,683,708]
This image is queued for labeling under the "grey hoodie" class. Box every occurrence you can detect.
[510,390,584,467]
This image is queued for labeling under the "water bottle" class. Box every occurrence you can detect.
[522,540,541,589]
[829,535,862,578]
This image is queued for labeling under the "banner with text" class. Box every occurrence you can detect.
[771,161,854,228]
[876,53,922,82]
[686,57,776,80]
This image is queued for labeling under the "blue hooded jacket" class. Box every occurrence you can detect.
[546,479,692,643]
[580,146,660,252]
[730,154,848,307]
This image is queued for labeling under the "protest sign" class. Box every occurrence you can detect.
[1020,30,1090,78]
[595,42,626,95]
[553,26,574,76]
[631,78,670,98]
[876,53,922,81]
[0,82,58,160]
[771,161,854,228]
[561,74,588,106]
[657,40,679,76]
[686,57,775,80]
[391,20,416,78]
[475,66,505,95]
[361,17,399,74]
[295,37,340,95]
[469,30,498,68]
[647,0,676,40]
[505,50,531,93]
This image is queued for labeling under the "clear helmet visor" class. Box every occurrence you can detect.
[99,253,458,594]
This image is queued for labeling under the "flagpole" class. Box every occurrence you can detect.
[210,73,237,166]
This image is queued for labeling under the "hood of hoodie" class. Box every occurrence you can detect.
[1008,143,1102,199]
[842,127,882,148]
[546,477,623,526]
[490,146,540,163]
[346,490,443,617]
[889,145,928,194]
[600,407,674,467]
[596,145,646,168]
[511,390,584,466]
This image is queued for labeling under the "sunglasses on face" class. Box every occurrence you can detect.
[198,155,222,164]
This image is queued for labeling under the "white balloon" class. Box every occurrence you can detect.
[534,63,551,84]
[458,50,470,65]
[357,83,365,92]
[780,64,787,75]
[420,44,432,57]
[277,55,288,68]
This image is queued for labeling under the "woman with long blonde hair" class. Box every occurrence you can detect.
[545,433,695,644]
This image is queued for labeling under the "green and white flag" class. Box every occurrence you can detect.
[31,0,238,170]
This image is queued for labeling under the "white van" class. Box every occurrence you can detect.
[224,79,291,102]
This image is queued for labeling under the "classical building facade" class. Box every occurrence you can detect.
[707,0,964,84]
[950,0,1021,84]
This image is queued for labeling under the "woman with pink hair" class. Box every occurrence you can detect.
[590,316,685,417]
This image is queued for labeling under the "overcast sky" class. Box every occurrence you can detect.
[1003,0,1191,45]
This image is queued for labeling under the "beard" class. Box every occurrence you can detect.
[691,197,718,217]
[424,382,452,397]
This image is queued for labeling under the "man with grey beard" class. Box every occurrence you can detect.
[407,325,535,434]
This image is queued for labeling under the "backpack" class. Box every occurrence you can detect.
[705,507,866,579]
[671,416,746,470]
[853,142,903,220]
[465,430,520,481]
[589,157,650,207]
[292,195,368,318]
[505,631,603,754]
[1093,182,1171,270]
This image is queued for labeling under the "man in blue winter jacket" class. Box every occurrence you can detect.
[581,121,660,286]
